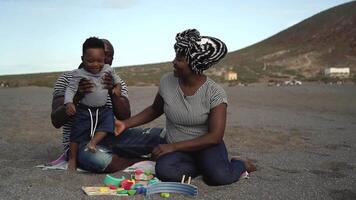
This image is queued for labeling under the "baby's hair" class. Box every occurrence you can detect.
[82,37,105,55]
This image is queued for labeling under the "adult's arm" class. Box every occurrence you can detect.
[68,142,78,172]
[51,93,85,128]
[51,96,69,128]
[152,103,227,158]
[117,92,164,131]
[51,78,93,128]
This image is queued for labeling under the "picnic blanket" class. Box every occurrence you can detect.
[35,153,87,172]
[35,153,155,173]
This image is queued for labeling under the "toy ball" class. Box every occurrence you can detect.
[161,192,170,198]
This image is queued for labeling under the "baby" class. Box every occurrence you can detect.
[64,37,121,171]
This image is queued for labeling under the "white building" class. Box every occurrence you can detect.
[324,67,350,77]
[225,71,237,81]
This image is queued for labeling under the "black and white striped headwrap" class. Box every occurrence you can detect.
[174,29,228,74]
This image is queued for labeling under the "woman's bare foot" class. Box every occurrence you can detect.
[242,159,257,173]
[231,157,257,173]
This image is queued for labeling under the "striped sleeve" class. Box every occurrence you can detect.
[210,82,228,109]
[53,72,72,98]
[119,78,129,98]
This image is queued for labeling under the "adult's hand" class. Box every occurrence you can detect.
[65,103,76,116]
[74,78,94,103]
[152,144,177,159]
[114,120,126,136]
[102,72,114,91]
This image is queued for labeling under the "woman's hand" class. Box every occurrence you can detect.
[65,103,76,116]
[114,120,126,136]
[152,144,177,159]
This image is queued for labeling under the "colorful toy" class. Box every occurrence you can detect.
[134,169,154,180]
[82,187,128,196]
[128,189,137,196]
[121,179,135,190]
[146,175,197,196]
[133,183,144,189]
[99,187,109,192]
[108,185,117,190]
[146,182,198,196]
[135,187,146,194]
[103,175,125,186]
[161,192,170,198]
[148,177,160,185]
[84,172,200,197]
[117,189,128,195]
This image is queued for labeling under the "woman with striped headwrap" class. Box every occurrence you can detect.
[115,29,256,186]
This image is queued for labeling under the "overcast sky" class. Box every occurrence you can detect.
[0,0,351,75]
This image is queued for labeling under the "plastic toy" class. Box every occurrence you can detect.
[108,185,117,190]
[117,190,128,195]
[82,186,128,196]
[121,179,135,190]
[146,175,197,196]
[148,177,160,185]
[134,169,154,180]
[161,192,170,198]
[128,189,136,196]
[146,182,197,196]
[103,175,125,186]
[135,187,146,194]
[99,187,109,192]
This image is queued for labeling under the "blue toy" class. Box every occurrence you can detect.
[146,182,198,196]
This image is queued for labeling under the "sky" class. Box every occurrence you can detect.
[0,0,352,75]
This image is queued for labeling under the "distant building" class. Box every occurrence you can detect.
[225,71,238,81]
[324,67,350,77]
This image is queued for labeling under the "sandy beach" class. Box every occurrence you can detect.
[0,84,355,200]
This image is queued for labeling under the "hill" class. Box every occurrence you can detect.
[224,0,356,82]
[1,1,355,87]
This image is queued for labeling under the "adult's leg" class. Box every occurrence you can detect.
[155,152,199,182]
[87,131,107,152]
[77,141,142,173]
[109,127,166,158]
[196,141,247,186]
[77,128,165,173]
[104,154,143,173]
[76,142,113,173]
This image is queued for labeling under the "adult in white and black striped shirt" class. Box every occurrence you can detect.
[51,39,164,172]
[115,29,256,185]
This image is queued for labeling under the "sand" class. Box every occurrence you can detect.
[0,83,355,200]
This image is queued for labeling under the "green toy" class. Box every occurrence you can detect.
[103,175,125,186]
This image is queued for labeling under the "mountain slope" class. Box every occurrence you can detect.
[222,1,356,81]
